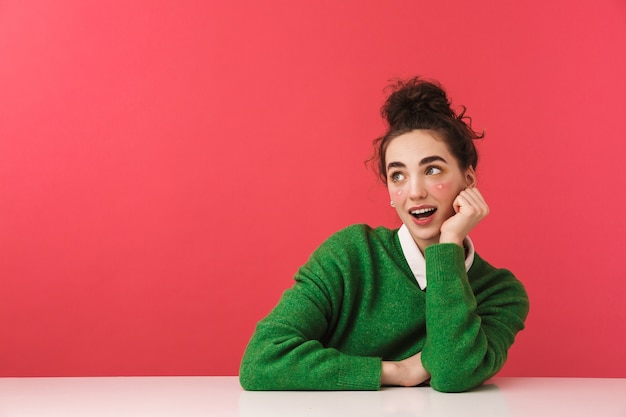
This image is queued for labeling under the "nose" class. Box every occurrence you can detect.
[408,177,427,200]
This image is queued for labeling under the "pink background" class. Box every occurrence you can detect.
[1,0,625,377]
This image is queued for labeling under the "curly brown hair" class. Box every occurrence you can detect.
[371,77,484,183]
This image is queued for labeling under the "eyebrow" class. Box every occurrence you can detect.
[387,155,448,171]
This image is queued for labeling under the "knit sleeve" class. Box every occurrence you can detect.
[239,229,383,391]
[420,243,529,393]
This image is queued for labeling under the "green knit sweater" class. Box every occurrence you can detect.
[239,224,529,392]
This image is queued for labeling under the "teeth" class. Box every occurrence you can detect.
[411,208,435,215]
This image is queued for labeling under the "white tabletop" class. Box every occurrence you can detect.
[0,376,625,417]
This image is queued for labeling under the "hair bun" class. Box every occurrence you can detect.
[370,76,483,182]
[382,77,456,129]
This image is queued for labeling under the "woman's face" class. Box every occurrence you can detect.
[385,129,475,251]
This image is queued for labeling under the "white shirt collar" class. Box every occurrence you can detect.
[397,224,475,290]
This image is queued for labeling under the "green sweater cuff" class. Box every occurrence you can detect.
[337,355,382,390]
[424,243,466,283]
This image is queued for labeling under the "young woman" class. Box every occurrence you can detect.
[239,77,529,392]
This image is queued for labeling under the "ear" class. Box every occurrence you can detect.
[465,166,477,188]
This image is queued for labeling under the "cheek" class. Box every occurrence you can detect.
[431,181,452,196]
[389,189,404,203]
[430,181,463,206]
[431,182,459,215]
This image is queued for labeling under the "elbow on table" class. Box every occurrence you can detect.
[424,349,502,392]
[429,375,484,393]
[239,365,263,391]
[238,374,257,391]
[428,363,496,393]
[239,358,271,391]
[239,353,289,391]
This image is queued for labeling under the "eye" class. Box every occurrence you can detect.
[425,166,442,175]
[389,171,406,182]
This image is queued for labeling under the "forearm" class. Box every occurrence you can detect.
[421,244,528,392]
[239,280,382,391]
[240,320,382,390]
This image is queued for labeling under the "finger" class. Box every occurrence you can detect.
[458,190,480,211]
[467,188,489,215]
[466,188,487,206]
[461,189,488,215]
[452,193,466,213]
[456,192,485,219]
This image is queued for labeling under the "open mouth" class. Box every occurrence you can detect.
[410,207,437,219]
